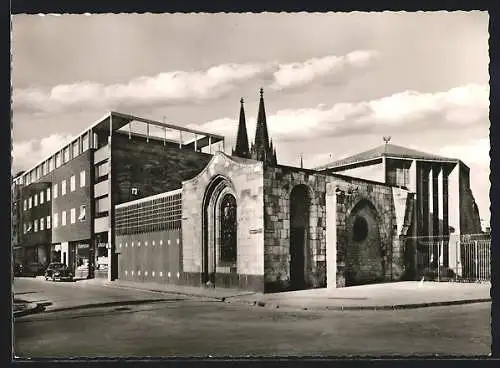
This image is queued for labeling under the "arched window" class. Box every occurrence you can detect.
[219,193,237,263]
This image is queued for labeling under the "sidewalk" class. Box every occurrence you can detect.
[13,299,43,317]
[99,279,492,311]
[92,278,257,300]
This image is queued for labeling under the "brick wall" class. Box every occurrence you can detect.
[112,133,213,204]
[50,151,93,243]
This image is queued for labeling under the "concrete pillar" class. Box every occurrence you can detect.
[325,183,337,288]
[428,167,434,239]
[408,159,417,193]
[437,167,444,266]
[448,163,461,275]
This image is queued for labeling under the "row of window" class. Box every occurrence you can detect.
[23,205,87,234]
[23,171,86,211]
[16,131,96,187]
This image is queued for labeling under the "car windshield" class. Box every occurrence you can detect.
[49,263,65,269]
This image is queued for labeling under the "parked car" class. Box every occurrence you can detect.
[24,262,46,277]
[45,263,73,281]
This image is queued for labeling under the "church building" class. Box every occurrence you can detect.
[13,88,482,292]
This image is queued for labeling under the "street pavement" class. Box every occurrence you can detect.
[13,277,492,357]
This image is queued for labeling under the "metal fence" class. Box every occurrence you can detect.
[407,234,491,282]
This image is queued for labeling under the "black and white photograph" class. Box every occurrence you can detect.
[10,11,491,358]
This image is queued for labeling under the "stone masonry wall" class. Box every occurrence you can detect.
[326,175,410,287]
[263,166,327,292]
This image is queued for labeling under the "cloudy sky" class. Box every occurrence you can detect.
[11,11,490,221]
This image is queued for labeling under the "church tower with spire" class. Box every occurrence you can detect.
[250,88,277,166]
[232,98,251,159]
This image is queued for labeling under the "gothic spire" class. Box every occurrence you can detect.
[232,97,250,158]
[251,88,277,165]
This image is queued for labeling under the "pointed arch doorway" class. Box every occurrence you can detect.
[201,176,238,287]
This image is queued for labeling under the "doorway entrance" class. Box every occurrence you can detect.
[289,185,310,290]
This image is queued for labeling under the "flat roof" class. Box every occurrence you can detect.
[16,111,225,183]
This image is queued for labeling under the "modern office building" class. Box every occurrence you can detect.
[12,111,224,280]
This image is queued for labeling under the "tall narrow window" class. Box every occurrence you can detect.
[46,215,51,229]
[219,193,237,263]
[53,213,59,228]
[34,219,38,232]
[80,170,86,187]
[23,199,27,211]
[61,210,67,226]
[46,187,51,201]
[70,175,76,192]
[28,197,32,209]
[55,152,61,168]
[70,208,76,224]
[61,180,67,196]
[34,194,38,207]
[78,205,86,221]
[40,217,44,231]
[40,190,44,204]
[53,183,58,199]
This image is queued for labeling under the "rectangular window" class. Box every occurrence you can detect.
[396,168,410,187]
[28,197,32,209]
[55,152,61,168]
[82,133,89,152]
[63,146,70,163]
[53,213,59,228]
[78,205,86,221]
[61,210,67,226]
[70,208,76,224]
[34,194,38,207]
[41,162,46,176]
[40,190,44,204]
[46,187,51,201]
[40,217,44,231]
[80,170,86,187]
[23,223,27,234]
[72,140,79,159]
[70,175,76,192]
[48,157,54,172]
[34,219,38,232]
[61,180,67,196]
[46,215,51,229]
[53,183,58,199]
[23,199,27,211]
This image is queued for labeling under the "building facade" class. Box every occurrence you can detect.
[12,90,483,290]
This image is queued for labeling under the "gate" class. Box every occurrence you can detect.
[410,234,490,282]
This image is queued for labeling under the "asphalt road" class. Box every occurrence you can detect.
[14,278,491,358]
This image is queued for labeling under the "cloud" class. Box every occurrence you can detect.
[438,137,490,167]
[190,83,489,143]
[270,50,380,91]
[11,133,73,173]
[13,50,379,114]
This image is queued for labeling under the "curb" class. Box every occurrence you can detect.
[226,298,492,311]
[101,282,255,302]
[13,303,44,318]
[43,298,182,313]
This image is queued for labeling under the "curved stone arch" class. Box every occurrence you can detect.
[345,197,390,285]
[345,194,385,222]
[201,174,238,284]
[284,181,318,206]
[346,196,388,249]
